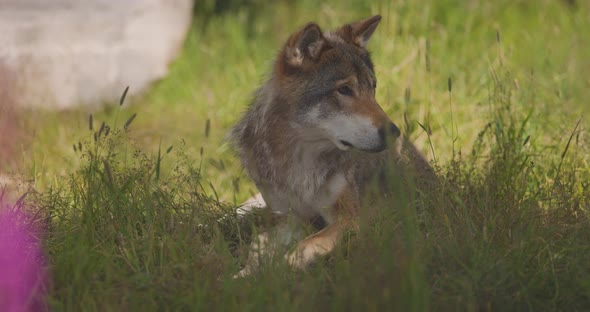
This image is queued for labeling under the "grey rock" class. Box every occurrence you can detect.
[0,0,193,110]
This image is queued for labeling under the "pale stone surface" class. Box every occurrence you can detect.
[0,0,193,110]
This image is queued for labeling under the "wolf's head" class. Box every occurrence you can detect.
[274,15,400,153]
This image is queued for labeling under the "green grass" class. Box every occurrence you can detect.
[5,0,590,310]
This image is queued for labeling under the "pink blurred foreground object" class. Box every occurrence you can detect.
[0,205,48,312]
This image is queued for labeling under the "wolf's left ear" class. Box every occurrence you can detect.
[284,23,326,67]
[338,15,382,48]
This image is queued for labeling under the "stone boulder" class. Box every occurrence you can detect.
[0,0,194,110]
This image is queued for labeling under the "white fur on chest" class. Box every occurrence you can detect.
[253,128,349,222]
[261,172,347,223]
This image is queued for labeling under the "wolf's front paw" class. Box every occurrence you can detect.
[285,244,316,270]
[236,193,266,216]
[285,251,306,270]
[232,267,252,279]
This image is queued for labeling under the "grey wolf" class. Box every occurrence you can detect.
[230,15,436,277]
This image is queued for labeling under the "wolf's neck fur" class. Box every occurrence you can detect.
[286,127,350,200]
[232,80,351,197]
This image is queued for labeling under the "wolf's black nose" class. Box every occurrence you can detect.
[379,122,401,140]
[378,122,401,143]
[378,127,385,141]
[388,122,401,138]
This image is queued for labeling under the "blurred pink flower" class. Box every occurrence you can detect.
[0,205,47,312]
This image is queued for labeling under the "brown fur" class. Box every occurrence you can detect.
[230,15,436,276]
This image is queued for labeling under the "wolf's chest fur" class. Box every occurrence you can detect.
[247,126,353,221]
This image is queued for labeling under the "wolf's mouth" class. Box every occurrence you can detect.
[337,140,386,153]
[360,144,386,153]
[339,140,353,148]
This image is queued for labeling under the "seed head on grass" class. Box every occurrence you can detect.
[98,121,106,138]
[124,113,137,131]
[103,160,114,186]
[205,119,211,138]
[120,86,130,106]
[425,39,431,72]
[523,135,530,147]
[448,77,452,93]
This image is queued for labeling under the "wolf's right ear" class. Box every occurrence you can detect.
[283,23,326,68]
[333,15,382,48]
[350,15,381,48]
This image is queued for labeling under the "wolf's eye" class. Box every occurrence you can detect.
[337,86,353,96]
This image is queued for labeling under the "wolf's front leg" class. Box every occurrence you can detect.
[233,231,271,278]
[234,220,305,278]
[285,219,351,269]
[286,187,359,270]
[236,192,267,216]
